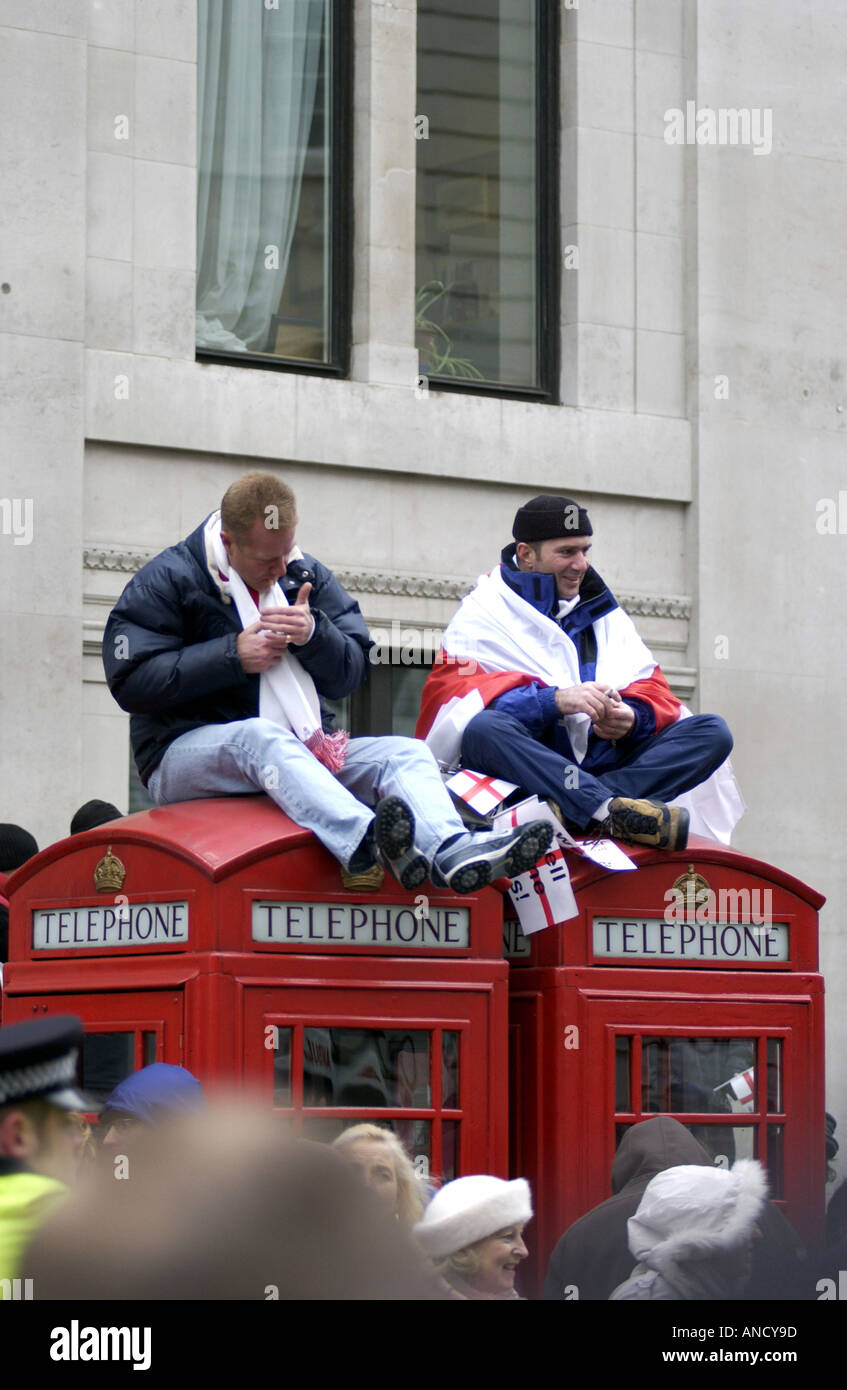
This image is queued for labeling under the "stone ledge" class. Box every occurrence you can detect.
[83,548,692,621]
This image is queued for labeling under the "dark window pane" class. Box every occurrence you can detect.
[765,1125,784,1198]
[394,1118,432,1179]
[322,694,350,735]
[80,1032,136,1106]
[273,1027,292,1107]
[129,752,155,813]
[441,1119,459,1182]
[682,1122,755,1168]
[196,0,334,364]
[392,665,431,737]
[615,1036,631,1112]
[142,1031,157,1067]
[642,1037,756,1114]
[767,1038,783,1112]
[417,1,541,389]
[303,1028,431,1108]
[442,1031,460,1109]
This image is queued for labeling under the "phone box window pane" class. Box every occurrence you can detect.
[304,1029,431,1108]
[442,1032,460,1109]
[615,1036,631,1112]
[766,1125,784,1199]
[273,1028,292,1107]
[682,1122,755,1168]
[642,1037,756,1114]
[80,1033,136,1106]
[442,1120,460,1182]
[142,1031,158,1068]
[767,1038,783,1112]
[395,1119,432,1178]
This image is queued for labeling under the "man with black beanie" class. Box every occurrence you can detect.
[416,495,741,850]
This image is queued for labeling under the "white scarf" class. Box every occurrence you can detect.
[204,512,348,771]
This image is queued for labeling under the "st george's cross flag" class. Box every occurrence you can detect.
[446,768,519,816]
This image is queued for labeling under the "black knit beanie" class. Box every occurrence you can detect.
[0,824,39,872]
[70,801,123,835]
[512,494,592,542]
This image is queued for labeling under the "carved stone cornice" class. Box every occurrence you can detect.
[616,592,692,621]
[85,546,153,573]
[333,569,471,601]
[335,570,691,621]
[83,550,690,621]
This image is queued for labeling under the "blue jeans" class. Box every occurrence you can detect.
[147,718,467,869]
[462,709,733,829]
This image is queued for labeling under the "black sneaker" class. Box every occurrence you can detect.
[431,821,554,895]
[374,796,429,891]
[597,797,689,851]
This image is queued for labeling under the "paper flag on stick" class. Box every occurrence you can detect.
[507,846,578,935]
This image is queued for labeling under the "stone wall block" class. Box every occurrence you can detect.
[86,256,133,350]
[134,54,195,165]
[636,328,686,417]
[87,150,133,261]
[133,159,195,270]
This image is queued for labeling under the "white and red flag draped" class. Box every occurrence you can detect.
[416,565,745,844]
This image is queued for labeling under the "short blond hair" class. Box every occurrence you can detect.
[332,1123,427,1230]
[220,472,297,542]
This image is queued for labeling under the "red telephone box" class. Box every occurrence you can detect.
[2,797,509,1185]
[506,836,826,1293]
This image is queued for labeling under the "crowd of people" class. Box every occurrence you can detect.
[0,1015,843,1301]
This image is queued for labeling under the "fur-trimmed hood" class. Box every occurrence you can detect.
[610,1159,768,1300]
[627,1159,767,1267]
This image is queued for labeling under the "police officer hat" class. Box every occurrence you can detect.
[0,1016,88,1112]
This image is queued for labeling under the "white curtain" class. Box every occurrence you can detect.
[196,0,326,353]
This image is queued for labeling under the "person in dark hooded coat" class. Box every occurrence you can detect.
[543,1115,804,1301]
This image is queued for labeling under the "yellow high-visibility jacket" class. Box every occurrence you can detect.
[0,1164,66,1295]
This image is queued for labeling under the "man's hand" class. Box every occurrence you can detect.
[555,684,636,739]
[237,584,315,673]
[591,689,636,740]
[555,682,618,721]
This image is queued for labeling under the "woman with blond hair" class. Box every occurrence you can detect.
[332,1124,427,1230]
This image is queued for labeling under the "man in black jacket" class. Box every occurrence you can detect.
[102,473,551,893]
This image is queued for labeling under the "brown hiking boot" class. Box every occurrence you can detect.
[596,797,689,851]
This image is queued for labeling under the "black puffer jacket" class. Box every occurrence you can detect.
[102,516,372,785]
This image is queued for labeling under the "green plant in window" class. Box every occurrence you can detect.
[415,281,485,379]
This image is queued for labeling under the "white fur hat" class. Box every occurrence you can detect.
[627,1159,768,1272]
[413,1175,532,1259]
